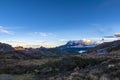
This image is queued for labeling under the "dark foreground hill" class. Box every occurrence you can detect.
[0,42,14,52]
[0,48,78,59]
[0,41,120,80]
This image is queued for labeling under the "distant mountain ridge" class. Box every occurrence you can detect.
[0,42,78,59]
[88,40,120,55]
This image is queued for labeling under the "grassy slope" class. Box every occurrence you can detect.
[0,50,120,80]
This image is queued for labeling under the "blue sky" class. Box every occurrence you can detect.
[0,0,120,47]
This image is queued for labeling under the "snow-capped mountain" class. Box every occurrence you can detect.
[66,39,97,47]
[59,39,98,53]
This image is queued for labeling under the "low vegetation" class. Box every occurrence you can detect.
[0,41,120,80]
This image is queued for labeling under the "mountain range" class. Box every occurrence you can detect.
[0,39,98,54]
[0,40,120,80]
[0,42,78,59]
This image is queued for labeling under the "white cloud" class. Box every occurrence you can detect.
[0,26,14,35]
[59,39,66,41]
[114,33,120,37]
[91,23,100,26]
[34,32,48,37]
[29,32,54,37]
[35,40,46,43]
[2,40,57,48]
[104,36,114,38]
[5,40,28,47]
[39,32,48,37]
[104,37,118,42]
[59,39,68,42]
[88,37,102,41]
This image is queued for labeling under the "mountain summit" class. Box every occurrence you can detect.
[59,39,98,53]
[66,39,97,47]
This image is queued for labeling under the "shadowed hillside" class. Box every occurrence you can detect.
[0,42,14,52]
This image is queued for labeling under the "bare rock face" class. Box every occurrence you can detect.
[0,42,14,52]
